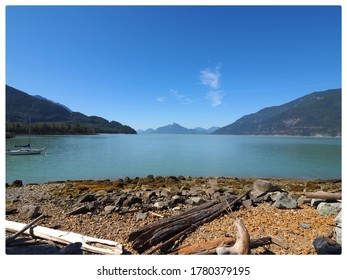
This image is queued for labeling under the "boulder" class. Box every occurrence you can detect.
[313,236,341,254]
[274,192,298,209]
[317,202,341,216]
[11,180,23,188]
[114,195,127,207]
[19,205,40,219]
[250,179,282,202]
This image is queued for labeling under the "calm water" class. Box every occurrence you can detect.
[5,134,341,184]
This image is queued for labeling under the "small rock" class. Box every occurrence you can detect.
[160,189,172,197]
[123,196,142,207]
[334,211,342,225]
[274,192,298,209]
[153,201,168,210]
[86,201,100,211]
[317,202,341,216]
[104,205,116,215]
[19,205,40,219]
[242,199,253,208]
[6,207,18,215]
[77,194,96,203]
[171,195,184,204]
[190,187,205,196]
[180,185,190,191]
[143,191,157,199]
[333,211,342,246]
[69,205,89,215]
[299,223,311,229]
[190,196,206,205]
[136,212,148,221]
[313,236,341,254]
[311,199,324,208]
[297,195,311,207]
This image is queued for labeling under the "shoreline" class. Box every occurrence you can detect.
[7,175,342,193]
[6,176,341,255]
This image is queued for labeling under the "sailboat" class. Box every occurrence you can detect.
[7,120,46,155]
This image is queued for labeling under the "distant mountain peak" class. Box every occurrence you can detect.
[139,123,220,134]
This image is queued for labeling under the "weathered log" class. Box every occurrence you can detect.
[129,200,220,243]
[6,214,46,245]
[5,220,122,255]
[129,189,251,254]
[216,219,250,255]
[176,236,272,255]
[6,242,83,255]
[303,191,341,201]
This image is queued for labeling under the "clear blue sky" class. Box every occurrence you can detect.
[6,5,341,130]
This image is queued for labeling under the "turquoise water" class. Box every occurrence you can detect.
[5,134,341,184]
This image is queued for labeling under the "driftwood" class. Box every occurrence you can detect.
[303,191,341,201]
[176,236,272,254]
[6,220,122,255]
[128,189,251,254]
[6,214,47,246]
[216,219,250,254]
[6,241,83,255]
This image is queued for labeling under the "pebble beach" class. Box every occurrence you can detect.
[5,176,342,255]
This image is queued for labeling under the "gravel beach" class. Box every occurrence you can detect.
[5,176,341,255]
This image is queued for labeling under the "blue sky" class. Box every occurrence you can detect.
[6,5,341,130]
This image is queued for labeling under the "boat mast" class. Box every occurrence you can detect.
[28,118,31,148]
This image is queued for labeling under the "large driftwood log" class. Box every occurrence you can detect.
[5,220,122,255]
[128,189,251,254]
[6,241,83,255]
[6,214,46,246]
[303,191,341,201]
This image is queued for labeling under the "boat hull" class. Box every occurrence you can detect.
[8,148,45,155]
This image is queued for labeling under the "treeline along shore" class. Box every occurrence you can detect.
[6,176,342,255]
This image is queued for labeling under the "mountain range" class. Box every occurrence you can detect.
[137,123,220,134]
[5,85,137,134]
[6,85,341,137]
[214,88,341,136]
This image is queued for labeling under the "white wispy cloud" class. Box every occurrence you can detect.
[170,89,193,105]
[206,90,225,107]
[156,96,167,102]
[199,65,225,106]
[199,66,221,90]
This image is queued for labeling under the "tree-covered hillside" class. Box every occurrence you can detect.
[214,89,341,136]
[6,85,137,135]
